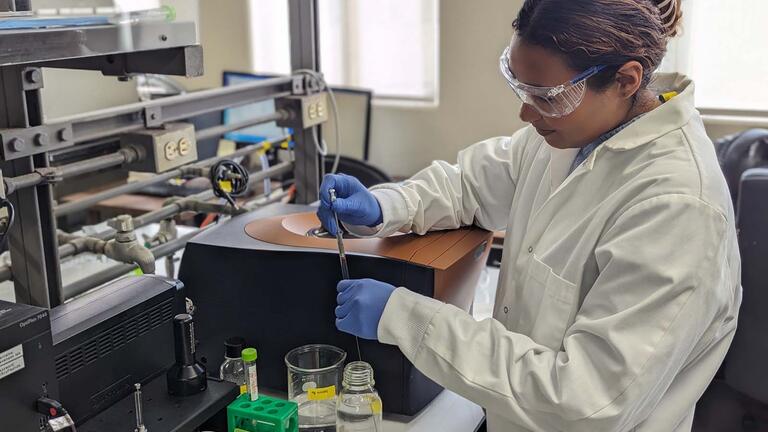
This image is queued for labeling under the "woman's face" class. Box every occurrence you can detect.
[508,39,631,149]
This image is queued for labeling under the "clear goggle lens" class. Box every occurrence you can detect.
[499,45,602,118]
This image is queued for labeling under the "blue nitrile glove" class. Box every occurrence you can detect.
[335,279,396,340]
[317,174,383,236]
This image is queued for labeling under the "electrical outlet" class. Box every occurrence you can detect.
[276,93,329,130]
[164,141,179,160]
[121,123,198,173]
[178,138,191,156]
[301,93,328,127]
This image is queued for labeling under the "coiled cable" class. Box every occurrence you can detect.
[209,159,250,209]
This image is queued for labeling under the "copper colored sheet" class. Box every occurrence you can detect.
[244,212,491,270]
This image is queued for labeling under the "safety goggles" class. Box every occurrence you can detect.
[499,45,607,118]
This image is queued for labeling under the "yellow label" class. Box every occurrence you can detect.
[219,180,233,193]
[217,139,236,156]
[307,385,336,401]
[239,384,247,395]
[370,399,383,415]
[660,91,679,102]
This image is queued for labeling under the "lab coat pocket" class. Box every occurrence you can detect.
[527,255,578,351]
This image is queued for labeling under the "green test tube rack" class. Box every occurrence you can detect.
[227,393,299,432]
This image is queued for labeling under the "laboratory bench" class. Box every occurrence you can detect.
[256,388,485,432]
[79,376,239,432]
[77,374,484,432]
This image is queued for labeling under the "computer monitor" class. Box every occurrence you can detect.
[222,71,373,161]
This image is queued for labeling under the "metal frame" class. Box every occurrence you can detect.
[220,71,374,162]
[289,0,322,204]
[0,65,61,307]
[0,1,325,307]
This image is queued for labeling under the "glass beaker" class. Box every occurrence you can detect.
[285,344,347,431]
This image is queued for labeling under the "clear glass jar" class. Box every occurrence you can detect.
[219,337,246,394]
[336,361,382,432]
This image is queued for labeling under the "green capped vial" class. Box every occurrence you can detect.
[242,347,259,401]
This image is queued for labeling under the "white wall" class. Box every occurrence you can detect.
[177,0,251,91]
[368,0,525,177]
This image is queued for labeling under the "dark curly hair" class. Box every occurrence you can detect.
[512,0,683,91]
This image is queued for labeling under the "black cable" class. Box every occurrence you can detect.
[0,198,15,248]
[209,159,250,209]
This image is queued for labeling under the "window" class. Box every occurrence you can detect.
[249,0,439,104]
[662,0,768,112]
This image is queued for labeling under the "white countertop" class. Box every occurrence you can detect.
[383,390,484,432]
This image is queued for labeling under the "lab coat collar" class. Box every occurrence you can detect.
[549,147,579,191]
[603,73,696,152]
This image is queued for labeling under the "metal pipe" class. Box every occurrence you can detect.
[55,169,182,217]
[6,185,292,287]
[195,111,286,141]
[132,161,294,228]
[63,263,136,301]
[62,226,211,300]
[242,189,292,211]
[0,161,295,284]
[4,147,142,195]
[45,76,294,144]
[57,147,141,178]
[54,135,289,216]
[49,77,294,125]
[57,160,293,261]
[3,172,42,194]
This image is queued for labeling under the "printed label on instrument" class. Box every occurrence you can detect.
[0,344,24,380]
[308,385,336,401]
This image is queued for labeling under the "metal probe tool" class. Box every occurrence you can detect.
[134,383,148,432]
[328,188,362,361]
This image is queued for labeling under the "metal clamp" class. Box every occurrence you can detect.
[34,167,63,185]
[291,75,305,95]
[143,106,163,128]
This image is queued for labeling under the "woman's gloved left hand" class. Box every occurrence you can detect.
[335,278,396,340]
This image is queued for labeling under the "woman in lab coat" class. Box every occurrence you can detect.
[318,0,741,430]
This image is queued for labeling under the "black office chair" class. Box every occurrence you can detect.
[694,129,768,431]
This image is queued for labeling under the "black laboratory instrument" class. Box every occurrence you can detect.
[166,313,207,396]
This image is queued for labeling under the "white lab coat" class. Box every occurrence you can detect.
[348,74,742,432]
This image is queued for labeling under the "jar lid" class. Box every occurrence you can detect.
[224,337,245,358]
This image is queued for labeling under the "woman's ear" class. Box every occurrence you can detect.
[614,61,645,100]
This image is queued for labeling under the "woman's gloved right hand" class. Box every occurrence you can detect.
[318,174,383,235]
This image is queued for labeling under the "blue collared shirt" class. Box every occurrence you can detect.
[568,116,643,174]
